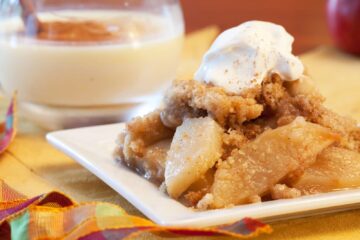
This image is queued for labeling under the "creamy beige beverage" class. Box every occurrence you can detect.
[0,10,183,106]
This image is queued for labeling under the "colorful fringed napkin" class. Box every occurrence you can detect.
[0,180,272,239]
[0,96,272,239]
[0,95,16,154]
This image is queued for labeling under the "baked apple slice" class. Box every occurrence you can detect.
[165,117,223,198]
[293,147,360,194]
[209,117,339,208]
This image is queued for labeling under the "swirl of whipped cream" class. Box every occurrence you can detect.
[194,21,304,94]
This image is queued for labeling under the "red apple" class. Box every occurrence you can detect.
[327,0,360,55]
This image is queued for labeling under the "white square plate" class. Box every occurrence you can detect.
[47,123,360,227]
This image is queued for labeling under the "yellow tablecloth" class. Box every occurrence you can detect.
[1,27,360,239]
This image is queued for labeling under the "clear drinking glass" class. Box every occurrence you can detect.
[0,0,184,129]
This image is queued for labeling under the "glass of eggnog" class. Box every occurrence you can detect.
[0,0,184,129]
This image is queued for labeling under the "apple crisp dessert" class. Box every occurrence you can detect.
[114,21,360,209]
[114,74,360,209]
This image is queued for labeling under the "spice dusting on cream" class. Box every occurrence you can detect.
[194,20,304,94]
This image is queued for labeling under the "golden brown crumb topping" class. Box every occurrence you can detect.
[160,79,264,129]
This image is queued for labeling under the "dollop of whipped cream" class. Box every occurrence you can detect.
[194,21,304,94]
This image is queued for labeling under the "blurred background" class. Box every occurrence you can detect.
[181,0,330,54]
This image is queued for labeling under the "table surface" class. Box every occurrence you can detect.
[181,0,332,54]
